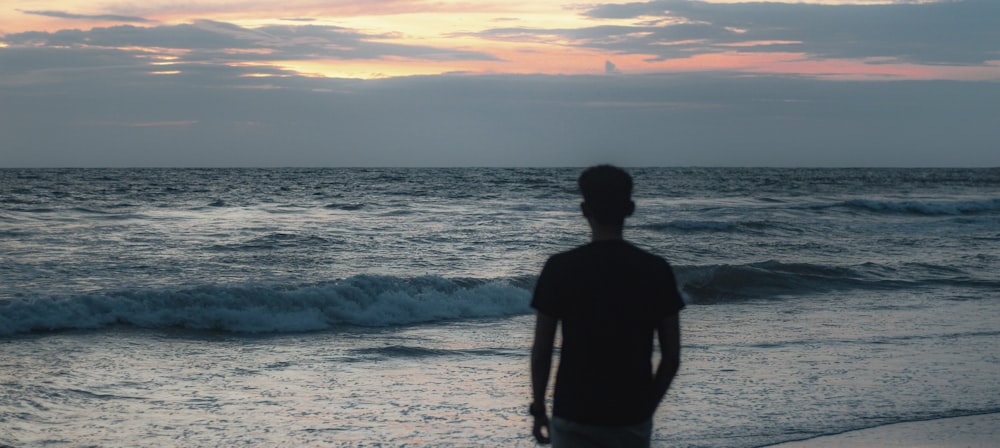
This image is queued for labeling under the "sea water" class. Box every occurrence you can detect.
[1,168,998,447]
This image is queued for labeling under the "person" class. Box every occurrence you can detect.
[529,165,685,447]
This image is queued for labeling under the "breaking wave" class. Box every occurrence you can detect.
[3,261,995,335]
[0,276,533,336]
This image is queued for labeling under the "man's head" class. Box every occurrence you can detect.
[578,165,634,227]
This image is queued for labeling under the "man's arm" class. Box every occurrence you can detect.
[649,313,681,415]
[530,311,558,444]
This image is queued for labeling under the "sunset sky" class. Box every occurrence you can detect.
[2,0,999,166]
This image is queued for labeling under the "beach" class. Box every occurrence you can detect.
[767,413,1000,448]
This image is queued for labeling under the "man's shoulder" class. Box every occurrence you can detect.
[545,243,590,263]
[621,240,668,262]
[547,240,669,267]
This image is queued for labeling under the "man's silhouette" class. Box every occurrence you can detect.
[530,165,684,447]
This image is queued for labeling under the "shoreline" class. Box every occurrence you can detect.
[765,413,1000,448]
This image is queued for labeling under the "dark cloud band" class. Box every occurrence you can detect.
[18,9,151,23]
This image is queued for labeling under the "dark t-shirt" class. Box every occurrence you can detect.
[531,239,685,426]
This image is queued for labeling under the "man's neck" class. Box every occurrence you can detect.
[590,223,624,242]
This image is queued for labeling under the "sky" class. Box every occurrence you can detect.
[1,0,998,167]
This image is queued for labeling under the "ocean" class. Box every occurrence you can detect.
[1,167,998,447]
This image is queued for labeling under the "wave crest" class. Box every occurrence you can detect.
[837,198,1000,216]
[0,276,532,336]
[676,261,874,303]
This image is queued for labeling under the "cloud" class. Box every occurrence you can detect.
[0,20,499,67]
[18,9,151,23]
[477,0,1000,66]
[605,60,620,74]
[131,120,198,127]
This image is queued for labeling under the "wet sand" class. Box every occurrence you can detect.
[766,413,999,448]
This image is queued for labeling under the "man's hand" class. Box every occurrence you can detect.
[529,402,551,444]
[530,312,557,444]
[532,413,551,444]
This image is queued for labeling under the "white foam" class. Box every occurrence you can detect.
[0,275,533,335]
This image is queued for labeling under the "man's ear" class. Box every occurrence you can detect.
[626,200,635,217]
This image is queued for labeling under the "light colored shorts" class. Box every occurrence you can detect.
[550,415,653,448]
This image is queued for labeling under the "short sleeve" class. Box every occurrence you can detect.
[660,262,686,316]
[531,257,565,317]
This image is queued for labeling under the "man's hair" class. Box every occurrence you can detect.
[578,165,633,226]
